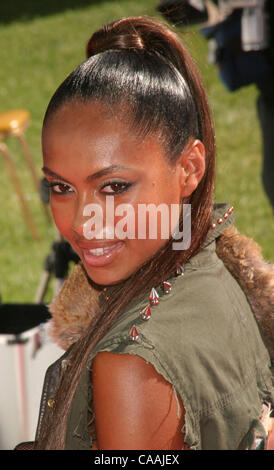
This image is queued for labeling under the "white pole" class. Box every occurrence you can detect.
[14,342,29,441]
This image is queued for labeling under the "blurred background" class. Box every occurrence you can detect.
[0,0,273,450]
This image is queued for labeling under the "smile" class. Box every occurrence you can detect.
[88,246,115,256]
[81,241,125,267]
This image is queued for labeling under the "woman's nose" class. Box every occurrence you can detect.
[71,197,105,240]
[70,195,93,238]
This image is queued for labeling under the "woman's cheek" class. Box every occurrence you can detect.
[50,200,74,239]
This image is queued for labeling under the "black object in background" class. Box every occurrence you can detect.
[156,0,208,26]
[40,177,50,204]
[0,303,51,335]
[43,240,79,280]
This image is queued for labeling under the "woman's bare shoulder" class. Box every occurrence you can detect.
[92,351,186,450]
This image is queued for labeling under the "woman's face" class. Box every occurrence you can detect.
[42,101,189,285]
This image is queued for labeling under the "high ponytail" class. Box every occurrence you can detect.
[36,16,216,449]
[85,16,216,225]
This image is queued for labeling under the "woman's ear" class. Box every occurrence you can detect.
[178,139,205,198]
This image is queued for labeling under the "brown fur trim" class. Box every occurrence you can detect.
[48,263,100,350]
[216,226,274,359]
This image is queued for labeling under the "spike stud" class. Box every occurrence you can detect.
[129,325,139,341]
[140,305,151,321]
[149,287,159,306]
[176,264,185,276]
[162,281,171,294]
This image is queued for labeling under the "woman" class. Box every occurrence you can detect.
[22,16,273,450]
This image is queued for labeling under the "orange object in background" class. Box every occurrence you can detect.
[0,109,51,239]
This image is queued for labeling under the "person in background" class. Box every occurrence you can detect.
[157,0,274,210]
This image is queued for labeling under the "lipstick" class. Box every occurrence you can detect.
[81,241,125,267]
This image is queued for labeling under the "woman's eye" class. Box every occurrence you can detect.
[101,181,132,195]
[48,182,73,195]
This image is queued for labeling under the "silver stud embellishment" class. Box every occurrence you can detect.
[140,305,151,321]
[211,206,234,230]
[162,281,172,293]
[129,325,139,341]
[149,287,159,306]
[176,265,184,276]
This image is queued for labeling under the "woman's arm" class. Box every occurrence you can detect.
[92,352,186,450]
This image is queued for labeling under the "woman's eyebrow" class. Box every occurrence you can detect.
[42,167,72,184]
[86,165,131,181]
[42,165,131,183]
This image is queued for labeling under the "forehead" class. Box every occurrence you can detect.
[43,100,130,138]
[42,100,170,169]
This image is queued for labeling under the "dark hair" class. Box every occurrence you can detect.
[36,16,216,449]
[45,49,199,161]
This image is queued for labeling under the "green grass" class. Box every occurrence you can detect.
[0,0,273,303]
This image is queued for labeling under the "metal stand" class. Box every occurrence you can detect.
[35,232,79,303]
[0,141,39,240]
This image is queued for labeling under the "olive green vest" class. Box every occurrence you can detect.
[39,204,274,450]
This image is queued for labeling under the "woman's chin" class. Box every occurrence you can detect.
[82,261,133,287]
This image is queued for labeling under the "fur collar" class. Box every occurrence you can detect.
[216,226,274,359]
[48,262,101,351]
[48,226,274,358]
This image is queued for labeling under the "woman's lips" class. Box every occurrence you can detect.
[80,241,125,267]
